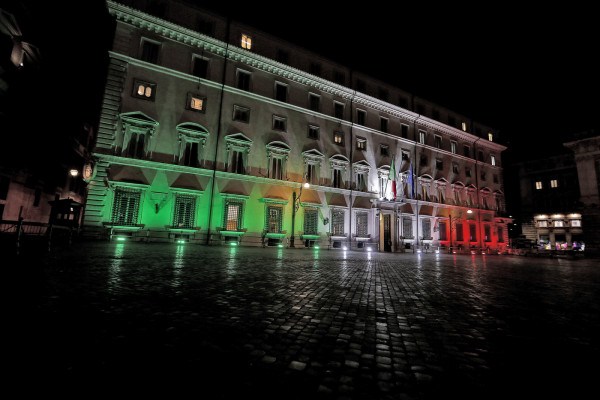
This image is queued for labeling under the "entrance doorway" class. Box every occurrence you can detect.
[383,214,391,252]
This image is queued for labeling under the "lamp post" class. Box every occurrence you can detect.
[290,180,309,248]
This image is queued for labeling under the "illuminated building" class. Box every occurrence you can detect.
[81,0,510,252]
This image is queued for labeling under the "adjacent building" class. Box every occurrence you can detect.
[81,0,510,253]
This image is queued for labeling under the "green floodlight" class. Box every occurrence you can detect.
[314,245,320,249]
[230,242,238,246]
[116,236,127,241]
[177,239,186,244]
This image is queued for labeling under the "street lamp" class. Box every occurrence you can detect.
[290,178,310,248]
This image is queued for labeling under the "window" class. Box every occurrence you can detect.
[465,167,471,177]
[550,179,558,188]
[356,212,368,236]
[231,150,245,174]
[461,122,467,131]
[270,157,283,180]
[497,226,504,242]
[357,109,366,125]
[380,117,388,133]
[112,188,141,226]
[434,135,442,149]
[332,210,345,235]
[192,56,208,78]
[237,70,251,91]
[272,115,287,131]
[452,163,459,174]
[309,62,321,76]
[478,151,484,162]
[484,225,491,242]
[538,220,548,227]
[304,209,318,235]
[380,145,389,157]
[308,125,320,140]
[141,39,159,64]
[133,79,156,101]
[571,219,581,227]
[451,141,457,154]
[334,102,344,119]
[439,221,447,240]
[266,205,283,233]
[554,220,564,227]
[356,137,367,151]
[401,124,409,139]
[402,218,413,238]
[402,151,410,162]
[493,174,499,184]
[177,123,209,167]
[436,159,443,170]
[469,224,477,242]
[333,131,344,146]
[266,142,291,180]
[172,194,196,229]
[420,155,427,166]
[481,171,486,181]
[456,223,464,242]
[422,219,431,239]
[241,34,252,49]
[491,155,496,166]
[119,112,158,159]
[333,71,345,85]
[378,88,389,102]
[180,141,200,167]
[309,93,320,112]
[306,163,318,185]
[187,93,206,112]
[356,171,367,191]
[224,200,243,231]
[464,145,470,158]
[225,133,252,174]
[419,131,426,144]
[535,181,543,190]
[233,105,250,123]
[275,82,287,102]
[488,132,494,141]
[333,168,343,188]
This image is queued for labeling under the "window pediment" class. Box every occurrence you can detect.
[177,122,209,137]
[119,111,158,134]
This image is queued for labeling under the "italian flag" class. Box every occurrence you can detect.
[389,156,397,199]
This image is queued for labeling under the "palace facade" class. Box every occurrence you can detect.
[82,0,510,253]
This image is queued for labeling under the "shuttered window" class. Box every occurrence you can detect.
[223,201,243,231]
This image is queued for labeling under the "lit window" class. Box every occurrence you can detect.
[356,137,367,151]
[332,210,345,236]
[334,132,344,146]
[451,141,457,154]
[241,34,252,49]
[491,155,496,166]
[419,131,426,144]
[571,220,581,227]
[133,79,156,100]
[224,200,243,231]
[550,179,558,188]
[535,181,543,190]
[461,122,467,131]
[554,220,563,227]
[187,93,205,112]
[538,220,547,227]
[488,132,493,141]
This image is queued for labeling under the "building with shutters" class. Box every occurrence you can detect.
[82,0,511,253]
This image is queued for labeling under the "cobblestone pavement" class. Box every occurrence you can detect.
[6,241,600,399]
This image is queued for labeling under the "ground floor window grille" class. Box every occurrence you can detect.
[402,218,413,238]
[332,210,345,236]
[266,205,283,233]
[224,201,243,231]
[484,225,491,242]
[304,209,318,235]
[356,212,368,236]
[173,195,196,229]
[422,219,431,239]
[112,188,141,226]
[497,226,504,243]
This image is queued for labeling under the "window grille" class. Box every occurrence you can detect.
[422,219,431,239]
[112,188,141,226]
[402,218,413,238]
[456,223,464,241]
[497,226,504,242]
[439,221,447,240]
[484,225,491,242]
[304,209,318,235]
[356,212,368,236]
[332,210,344,235]
[173,195,196,229]
[223,201,243,231]
[266,205,283,233]
[469,224,477,242]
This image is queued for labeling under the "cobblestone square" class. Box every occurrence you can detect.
[7,242,599,399]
